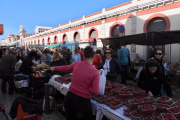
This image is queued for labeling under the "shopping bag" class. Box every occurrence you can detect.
[99,69,106,95]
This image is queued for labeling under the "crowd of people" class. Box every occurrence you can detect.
[0,42,173,120]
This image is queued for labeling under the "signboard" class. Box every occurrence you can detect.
[0,24,3,35]
[119,25,125,33]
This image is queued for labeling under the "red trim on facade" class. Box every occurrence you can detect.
[88,27,98,39]
[71,26,83,31]
[53,26,59,29]
[60,29,69,33]
[86,11,102,18]
[72,18,83,23]
[143,13,170,33]
[52,32,59,35]
[105,14,132,23]
[109,22,125,37]
[85,21,102,28]
[62,33,68,42]
[61,22,69,26]
[73,31,81,42]
[137,2,180,16]
[42,35,46,38]
[106,1,132,11]
[47,34,51,37]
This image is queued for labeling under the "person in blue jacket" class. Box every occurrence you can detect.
[117,42,130,85]
[44,49,51,65]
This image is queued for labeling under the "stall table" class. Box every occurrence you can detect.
[48,75,131,120]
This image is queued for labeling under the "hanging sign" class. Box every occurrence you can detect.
[0,24,3,35]
[119,25,125,33]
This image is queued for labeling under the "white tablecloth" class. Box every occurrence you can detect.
[48,75,131,120]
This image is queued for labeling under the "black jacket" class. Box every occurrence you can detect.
[19,56,33,75]
[0,49,3,58]
[98,58,122,80]
[9,96,43,119]
[137,70,172,97]
[16,55,24,62]
[50,58,68,76]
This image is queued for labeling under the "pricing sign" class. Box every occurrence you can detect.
[0,24,4,35]
[119,25,125,33]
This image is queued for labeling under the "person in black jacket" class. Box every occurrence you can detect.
[137,57,172,98]
[16,50,24,62]
[50,51,68,76]
[98,48,122,83]
[19,51,37,75]
[148,48,165,73]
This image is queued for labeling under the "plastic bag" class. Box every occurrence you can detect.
[99,69,106,95]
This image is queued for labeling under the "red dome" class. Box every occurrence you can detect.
[8,33,14,36]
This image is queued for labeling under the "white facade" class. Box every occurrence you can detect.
[2,0,180,62]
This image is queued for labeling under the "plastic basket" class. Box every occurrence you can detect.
[138,104,156,115]
[167,106,180,118]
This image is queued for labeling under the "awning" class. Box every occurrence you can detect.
[101,30,180,48]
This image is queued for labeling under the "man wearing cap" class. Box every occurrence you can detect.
[62,46,71,65]
[0,51,17,95]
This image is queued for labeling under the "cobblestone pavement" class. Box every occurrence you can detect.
[0,79,66,120]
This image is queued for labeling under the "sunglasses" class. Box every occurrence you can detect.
[105,52,111,54]
[155,53,162,55]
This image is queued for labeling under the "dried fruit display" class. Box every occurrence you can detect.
[141,97,156,104]
[154,103,171,112]
[168,106,180,118]
[161,113,177,120]
[138,104,156,115]
[157,96,172,104]
[122,86,134,91]
[133,89,146,96]
[131,110,143,120]
[119,91,132,98]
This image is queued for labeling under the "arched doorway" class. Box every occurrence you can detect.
[147,17,166,32]
[31,41,33,44]
[54,36,58,43]
[48,38,50,45]
[38,40,40,44]
[63,34,67,42]
[34,40,36,45]
[89,28,98,47]
[42,39,44,45]
[74,32,80,43]
[110,24,125,37]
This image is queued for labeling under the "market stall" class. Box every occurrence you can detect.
[48,74,180,120]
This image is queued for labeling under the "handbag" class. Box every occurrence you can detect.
[107,72,117,77]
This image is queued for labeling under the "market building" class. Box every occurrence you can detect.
[1,0,180,63]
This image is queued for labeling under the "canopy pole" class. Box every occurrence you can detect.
[151,33,154,47]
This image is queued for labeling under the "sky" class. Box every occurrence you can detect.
[0,0,130,43]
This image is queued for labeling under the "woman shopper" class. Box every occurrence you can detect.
[16,50,24,62]
[98,48,122,83]
[50,51,67,76]
[137,57,172,98]
[49,46,100,120]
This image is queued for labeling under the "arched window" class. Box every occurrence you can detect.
[74,32,80,42]
[111,24,125,37]
[90,29,96,38]
[31,41,33,44]
[63,35,67,42]
[147,17,166,32]
[38,40,40,44]
[34,40,36,45]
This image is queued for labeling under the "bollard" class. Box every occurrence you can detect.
[44,83,51,114]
